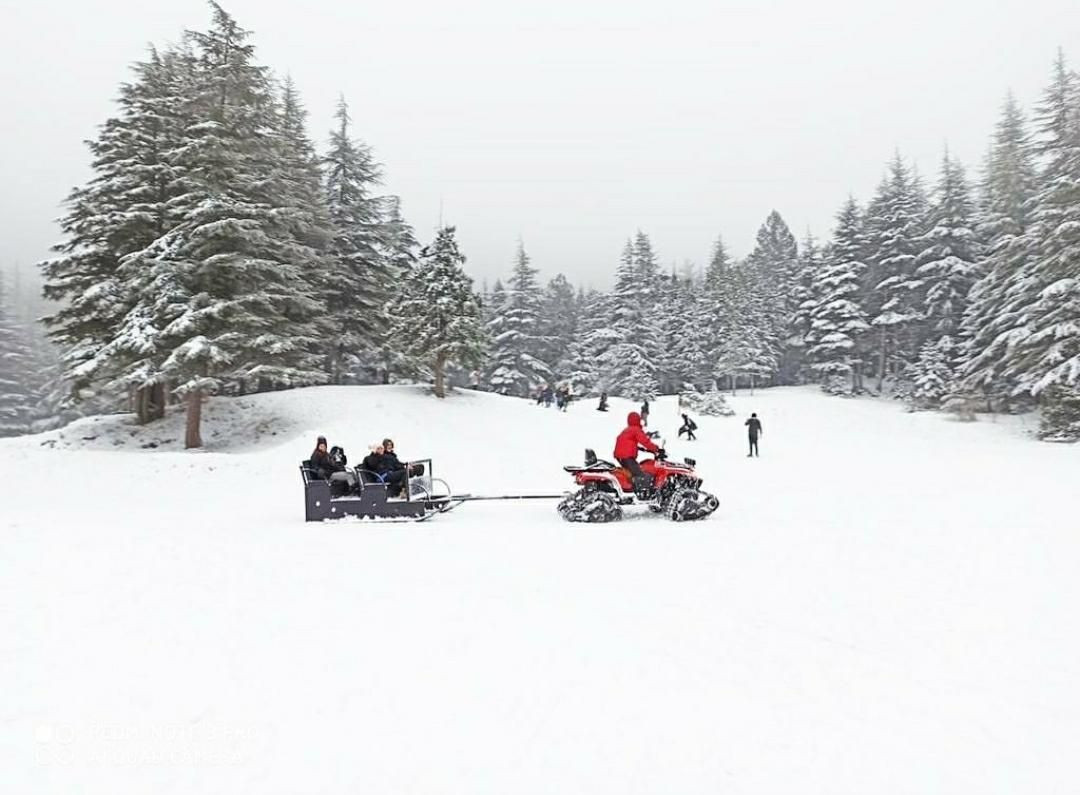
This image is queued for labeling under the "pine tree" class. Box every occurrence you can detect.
[1000,52,1080,422]
[119,4,330,447]
[960,92,1039,406]
[564,288,615,395]
[0,273,37,436]
[704,235,731,293]
[539,273,579,375]
[600,236,660,398]
[916,151,980,343]
[806,198,870,393]
[484,242,552,396]
[864,154,928,389]
[389,226,486,398]
[375,196,419,382]
[791,231,824,380]
[41,45,191,421]
[746,211,798,382]
[911,336,957,409]
[323,95,390,382]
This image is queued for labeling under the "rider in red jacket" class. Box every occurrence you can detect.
[614,411,660,495]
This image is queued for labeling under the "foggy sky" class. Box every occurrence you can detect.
[2,0,1078,290]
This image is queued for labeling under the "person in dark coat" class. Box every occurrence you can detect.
[542,385,554,407]
[745,413,763,457]
[309,436,334,479]
[614,411,662,496]
[597,392,608,412]
[310,436,356,492]
[381,438,423,497]
[361,443,389,483]
[677,413,698,440]
[640,399,650,427]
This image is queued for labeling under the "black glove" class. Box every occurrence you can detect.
[656,448,666,458]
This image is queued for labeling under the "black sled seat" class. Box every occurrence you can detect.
[299,459,432,522]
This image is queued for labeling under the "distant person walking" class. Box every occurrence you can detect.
[677,413,697,441]
[640,399,650,428]
[745,412,762,457]
[597,392,609,412]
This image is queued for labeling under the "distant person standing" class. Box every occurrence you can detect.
[597,392,609,412]
[745,412,762,457]
[640,399,650,428]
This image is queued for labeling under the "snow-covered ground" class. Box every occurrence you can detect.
[2,385,1079,794]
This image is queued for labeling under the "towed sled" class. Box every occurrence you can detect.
[558,448,719,523]
[300,458,564,522]
[300,457,459,522]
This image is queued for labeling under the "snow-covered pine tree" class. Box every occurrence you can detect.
[745,211,798,383]
[118,4,330,447]
[1000,52,1080,436]
[323,95,391,383]
[712,265,779,393]
[389,226,486,398]
[564,288,615,395]
[863,153,928,390]
[911,336,957,409]
[806,198,870,394]
[915,151,980,345]
[791,231,824,381]
[40,44,191,422]
[0,272,37,437]
[484,242,552,396]
[374,196,419,382]
[600,236,660,398]
[658,270,708,392]
[539,273,579,377]
[704,235,731,294]
[959,92,1038,407]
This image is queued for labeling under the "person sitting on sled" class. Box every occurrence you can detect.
[614,411,662,497]
[310,436,357,492]
[381,438,425,497]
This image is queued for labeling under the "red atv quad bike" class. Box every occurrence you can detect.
[558,446,719,523]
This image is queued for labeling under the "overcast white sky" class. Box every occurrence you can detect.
[2,0,1078,289]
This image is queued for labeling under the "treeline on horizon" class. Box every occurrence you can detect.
[2,3,1079,443]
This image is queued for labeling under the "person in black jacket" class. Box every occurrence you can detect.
[310,436,357,492]
[677,413,697,440]
[382,438,424,497]
[640,399,650,427]
[745,413,763,457]
[361,442,389,482]
[310,436,334,479]
[597,392,609,412]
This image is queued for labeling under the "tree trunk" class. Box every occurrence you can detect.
[877,329,888,392]
[150,382,167,421]
[185,389,203,449]
[433,352,448,398]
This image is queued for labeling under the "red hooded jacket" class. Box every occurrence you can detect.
[614,412,658,461]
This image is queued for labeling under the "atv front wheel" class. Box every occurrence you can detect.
[666,488,719,521]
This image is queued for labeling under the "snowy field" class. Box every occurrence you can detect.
[2,385,1079,794]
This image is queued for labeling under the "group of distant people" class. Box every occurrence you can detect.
[308,435,423,498]
[601,396,763,457]
[536,383,573,411]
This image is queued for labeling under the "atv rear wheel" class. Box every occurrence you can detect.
[558,487,623,523]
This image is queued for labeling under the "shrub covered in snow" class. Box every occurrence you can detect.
[679,388,735,417]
